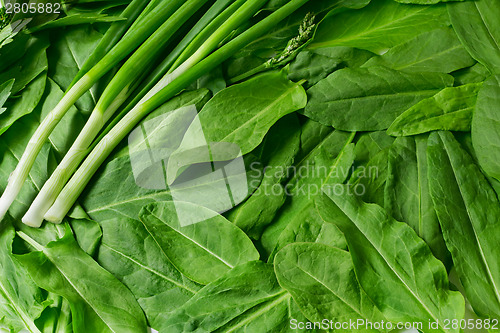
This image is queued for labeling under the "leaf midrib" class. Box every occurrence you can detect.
[221,291,290,333]
[442,136,500,307]
[0,280,41,333]
[102,243,198,293]
[149,210,234,269]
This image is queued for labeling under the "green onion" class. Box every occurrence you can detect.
[0,0,186,220]
[44,0,311,223]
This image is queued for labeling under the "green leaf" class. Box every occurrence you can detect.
[472,75,500,182]
[139,201,260,285]
[303,66,453,131]
[0,106,51,219]
[309,0,449,53]
[0,35,48,94]
[0,78,14,115]
[157,261,296,333]
[427,131,500,318]
[274,243,387,332]
[0,215,46,333]
[387,83,482,136]
[347,147,390,207]
[47,25,103,113]
[288,46,374,88]
[384,136,450,266]
[320,188,465,331]
[81,89,211,222]
[452,63,490,86]
[362,27,475,73]
[96,215,201,329]
[0,73,46,136]
[261,130,354,260]
[16,228,148,333]
[448,0,500,73]
[167,71,307,180]
[352,131,395,166]
[226,115,301,240]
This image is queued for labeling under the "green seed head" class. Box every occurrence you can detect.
[268,12,315,66]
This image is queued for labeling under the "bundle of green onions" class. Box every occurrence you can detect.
[0,0,311,227]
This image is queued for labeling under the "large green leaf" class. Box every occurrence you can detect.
[288,46,373,88]
[96,215,201,329]
[16,228,148,333]
[47,25,103,113]
[157,261,305,333]
[274,243,387,333]
[81,89,211,222]
[384,136,450,266]
[362,27,475,73]
[0,35,48,94]
[387,83,482,136]
[427,131,500,318]
[0,79,14,115]
[471,75,500,182]
[304,66,453,131]
[0,216,46,333]
[320,188,465,331]
[448,0,500,73]
[226,115,301,239]
[261,130,353,259]
[139,202,260,285]
[0,73,46,136]
[167,71,307,180]
[309,0,448,53]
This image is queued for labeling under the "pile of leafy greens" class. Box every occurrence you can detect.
[1,0,500,332]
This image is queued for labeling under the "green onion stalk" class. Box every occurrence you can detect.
[45,0,311,223]
[22,0,213,227]
[23,0,265,227]
[0,0,187,220]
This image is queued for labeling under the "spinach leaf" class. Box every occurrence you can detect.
[47,25,103,113]
[471,75,500,182]
[0,73,46,136]
[139,202,260,285]
[0,35,48,94]
[387,83,482,136]
[0,215,46,333]
[452,63,490,86]
[427,131,500,318]
[226,115,301,240]
[96,215,201,329]
[362,27,475,74]
[309,0,448,53]
[81,89,211,222]
[0,78,14,115]
[288,46,373,88]
[16,227,148,333]
[320,188,465,331]
[157,261,296,333]
[347,147,390,207]
[303,66,453,131]
[261,130,354,259]
[448,0,500,73]
[167,71,307,181]
[274,242,387,332]
[385,136,450,266]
